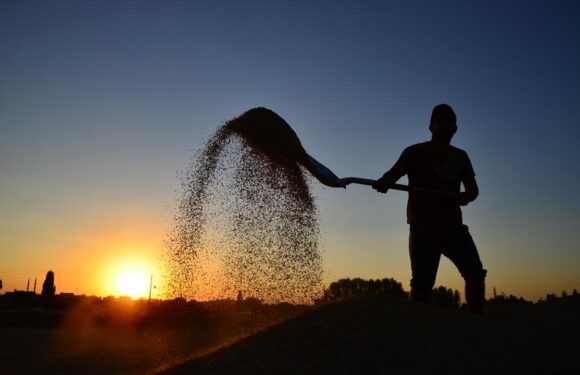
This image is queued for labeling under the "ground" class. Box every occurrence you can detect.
[159,296,579,375]
[1,296,578,374]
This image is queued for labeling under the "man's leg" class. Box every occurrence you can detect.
[409,224,442,303]
[442,225,487,314]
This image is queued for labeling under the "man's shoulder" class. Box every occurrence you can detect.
[404,141,431,153]
[403,142,471,163]
[448,144,469,156]
[406,142,469,154]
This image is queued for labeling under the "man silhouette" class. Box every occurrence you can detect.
[372,104,486,314]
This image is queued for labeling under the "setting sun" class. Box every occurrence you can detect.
[116,270,150,299]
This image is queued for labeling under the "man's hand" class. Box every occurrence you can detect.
[372,178,390,193]
[458,192,471,206]
[459,175,479,206]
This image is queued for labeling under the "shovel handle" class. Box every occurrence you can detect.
[339,177,408,191]
[339,177,458,199]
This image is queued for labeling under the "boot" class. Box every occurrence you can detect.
[465,282,485,315]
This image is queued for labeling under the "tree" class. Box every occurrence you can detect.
[431,286,461,309]
[41,270,56,297]
[320,277,408,302]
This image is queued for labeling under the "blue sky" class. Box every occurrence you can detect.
[1,0,579,300]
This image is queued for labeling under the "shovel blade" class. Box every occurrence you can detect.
[301,155,346,188]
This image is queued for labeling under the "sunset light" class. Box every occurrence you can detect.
[115,269,150,300]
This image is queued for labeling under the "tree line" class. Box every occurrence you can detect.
[317,277,461,309]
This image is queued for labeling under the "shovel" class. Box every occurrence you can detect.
[306,163,457,199]
[337,177,457,198]
[307,165,457,198]
[228,108,456,197]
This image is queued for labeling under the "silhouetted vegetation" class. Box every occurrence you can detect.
[431,286,461,309]
[317,277,462,309]
[538,289,580,308]
[3,271,578,330]
[317,277,408,304]
[0,290,310,332]
[41,270,56,298]
[486,293,532,305]
[485,288,580,307]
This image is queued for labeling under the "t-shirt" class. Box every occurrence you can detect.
[383,141,475,225]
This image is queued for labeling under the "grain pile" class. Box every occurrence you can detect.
[163,108,322,303]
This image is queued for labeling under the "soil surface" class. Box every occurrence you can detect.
[159,295,580,375]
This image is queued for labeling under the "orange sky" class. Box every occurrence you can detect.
[2,188,577,302]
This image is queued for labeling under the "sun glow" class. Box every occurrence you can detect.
[116,269,150,299]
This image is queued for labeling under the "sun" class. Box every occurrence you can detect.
[116,269,150,299]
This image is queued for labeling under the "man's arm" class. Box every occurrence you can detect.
[372,150,408,194]
[372,170,404,193]
[459,174,479,206]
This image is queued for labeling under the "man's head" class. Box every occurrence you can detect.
[429,104,457,143]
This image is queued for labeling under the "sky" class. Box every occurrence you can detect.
[1,0,579,301]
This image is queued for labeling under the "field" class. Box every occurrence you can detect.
[162,296,580,375]
[1,295,579,374]
[0,297,307,374]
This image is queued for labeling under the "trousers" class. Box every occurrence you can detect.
[409,224,486,295]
